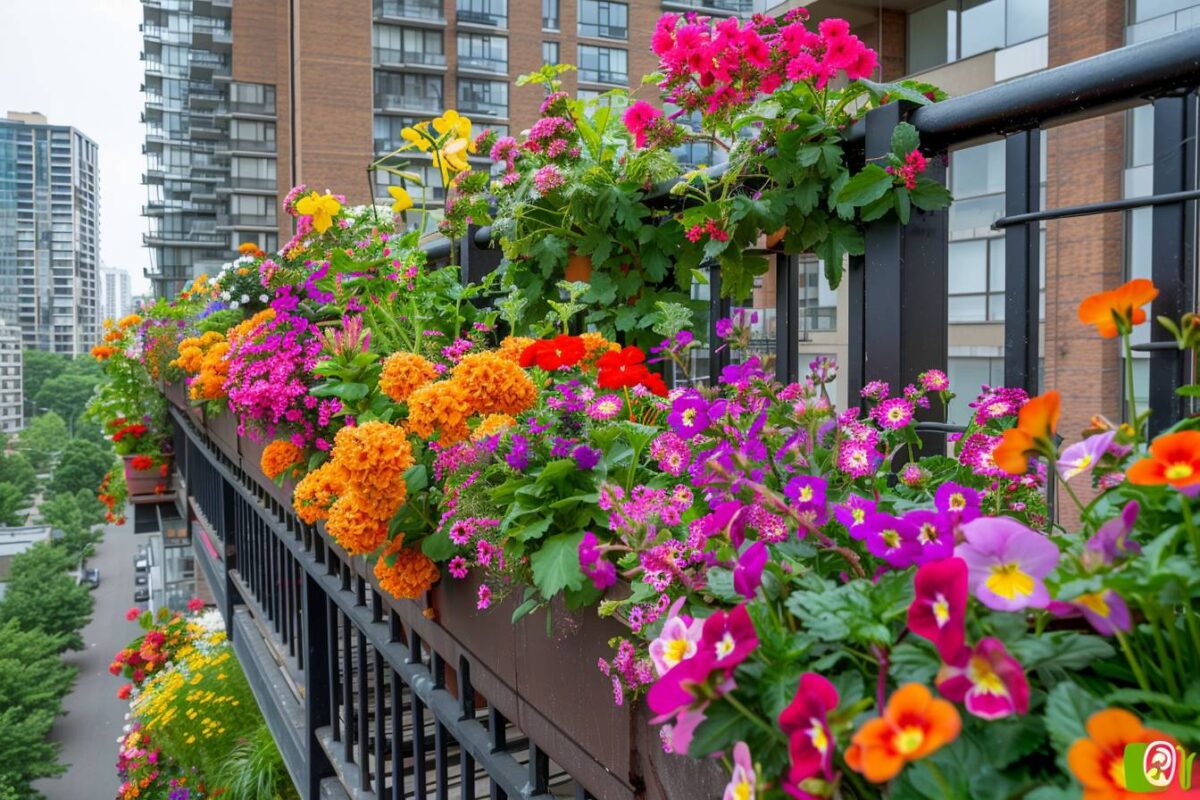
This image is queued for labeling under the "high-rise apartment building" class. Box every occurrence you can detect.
[0,111,100,355]
[99,264,134,323]
[141,0,759,298]
[0,323,23,433]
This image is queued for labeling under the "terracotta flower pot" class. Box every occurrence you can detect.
[765,225,788,249]
[124,455,171,496]
[565,253,593,283]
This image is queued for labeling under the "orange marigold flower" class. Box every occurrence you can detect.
[104,329,122,343]
[118,313,144,330]
[261,440,304,480]
[473,413,516,440]
[379,352,438,403]
[407,380,473,446]
[1126,430,1200,489]
[580,332,621,370]
[375,537,440,599]
[496,336,535,364]
[292,461,348,524]
[993,390,1061,475]
[845,683,961,783]
[1078,278,1159,339]
[1067,708,1177,800]
[228,308,277,344]
[330,421,414,493]
[453,352,537,416]
[91,344,116,361]
[326,494,390,554]
[190,341,231,401]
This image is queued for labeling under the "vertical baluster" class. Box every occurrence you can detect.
[1003,129,1042,394]
[488,705,507,800]
[410,633,428,800]
[431,652,448,800]
[391,669,405,800]
[528,743,549,795]
[458,657,475,800]
[328,601,341,744]
[342,607,354,764]
[358,633,370,792]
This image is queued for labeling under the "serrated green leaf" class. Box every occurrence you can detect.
[1044,681,1104,759]
[891,121,920,158]
[909,177,953,211]
[836,164,894,207]
[530,532,586,599]
[687,701,754,759]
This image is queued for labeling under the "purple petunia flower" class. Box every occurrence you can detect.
[902,509,955,563]
[955,517,1060,611]
[834,495,876,540]
[668,393,711,438]
[935,482,982,525]
[784,475,828,527]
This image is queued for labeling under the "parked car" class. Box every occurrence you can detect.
[78,568,100,590]
[133,587,150,602]
[134,573,148,586]
[134,557,148,573]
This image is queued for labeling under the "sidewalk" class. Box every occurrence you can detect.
[34,516,142,800]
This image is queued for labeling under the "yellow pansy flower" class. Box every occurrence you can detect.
[388,185,414,212]
[294,190,341,234]
[401,123,433,152]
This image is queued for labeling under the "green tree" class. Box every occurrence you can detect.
[34,373,100,431]
[0,542,93,650]
[0,484,25,527]
[48,440,113,497]
[39,493,102,561]
[21,349,68,412]
[72,411,107,447]
[0,452,37,499]
[16,413,69,472]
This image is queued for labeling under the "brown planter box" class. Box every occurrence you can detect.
[124,454,172,496]
[239,437,296,509]
[635,705,728,800]
[163,377,191,412]
[205,408,242,462]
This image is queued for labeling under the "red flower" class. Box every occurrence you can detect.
[519,335,585,371]
[125,607,141,622]
[641,370,669,398]
[117,684,132,700]
[907,557,968,661]
[130,455,154,471]
[187,598,205,613]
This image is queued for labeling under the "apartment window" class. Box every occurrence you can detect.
[229,157,276,190]
[374,114,423,152]
[228,119,276,151]
[797,258,837,332]
[907,0,1048,73]
[457,0,507,26]
[229,194,275,222]
[578,0,628,39]
[543,0,560,29]
[457,78,508,117]
[374,72,444,112]
[577,45,627,84]
[376,165,447,202]
[457,33,508,72]
[947,357,1004,425]
[542,40,559,65]
[229,82,276,113]
[373,25,446,65]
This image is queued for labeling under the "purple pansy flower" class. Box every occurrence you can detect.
[902,508,954,563]
[668,393,711,438]
[955,517,1060,611]
[1047,590,1131,636]
[784,475,828,527]
[834,494,876,540]
[733,541,769,599]
[1057,431,1117,481]
[863,512,922,568]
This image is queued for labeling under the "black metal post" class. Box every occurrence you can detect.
[847,251,865,401]
[858,103,950,428]
[304,572,334,798]
[774,253,799,383]
[1004,130,1042,393]
[708,264,732,385]
[1149,92,1198,434]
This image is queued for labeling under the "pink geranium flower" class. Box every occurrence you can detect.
[936,637,1030,720]
[954,517,1059,611]
[907,557,968,661]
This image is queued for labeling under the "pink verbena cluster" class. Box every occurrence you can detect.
[650,11,878,118]
[223,308,332,448]
[887,148,930,189]
[597,638,655,706]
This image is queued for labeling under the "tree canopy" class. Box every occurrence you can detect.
[48,439,113,497]
[34,373,101,429]
[16,412,69,472]
[0,542,93,650]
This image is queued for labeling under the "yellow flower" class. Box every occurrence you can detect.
[401,123,433,152]
[432,109,472,141]
[294,190,341,234]
[388,185,414,213]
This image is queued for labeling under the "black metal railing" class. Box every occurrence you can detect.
[171,408,601,800]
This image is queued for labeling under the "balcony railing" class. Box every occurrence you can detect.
[578,22,627,39]
[375,93,443,113]
[372,47,448,67]
[455,7,506,25]
[660,0,755,14]
[578,68,627,85]
[456,97,507,117]
[373,0,445,21]
[456,54,507,72]
[226,138,277,153]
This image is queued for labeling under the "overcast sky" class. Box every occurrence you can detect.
[0,0,149,294]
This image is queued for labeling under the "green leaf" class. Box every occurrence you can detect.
[507,516,553,543]
[909,178,953,211]
[404,463,428,494]
[530,532,586,599]
[1176,384,1200,397]
[894,187,912,224]
[891,121,920,158]
[309,381,369,401]
[889,640,940,685]
[1043,681,1104,760]
[421,530,455,561]
[859,78,936,107]
[530,234,569,274]
[1011,632,1115,678]
[861,192,895,222]
[687,701,754,759]
[511,596,540,624]
[836,164,894,207]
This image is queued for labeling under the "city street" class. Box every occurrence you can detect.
[34,517,142,800]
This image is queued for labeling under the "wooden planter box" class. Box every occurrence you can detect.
[163,376,191,412]
[124,454,172,496]
[204,408,242,462]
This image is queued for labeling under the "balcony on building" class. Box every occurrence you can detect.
[456,0,507,27]
[456,53,507,74]
[189,53,230,82]
[140,22,166,42]
[578,21,628,39]
[660,0,755,14]
[192,0,232,18]
[373,47,449,70]
[216,213,278,232]
[193,22,233,51]
[373,0,446,25]
[188,89,223,112]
